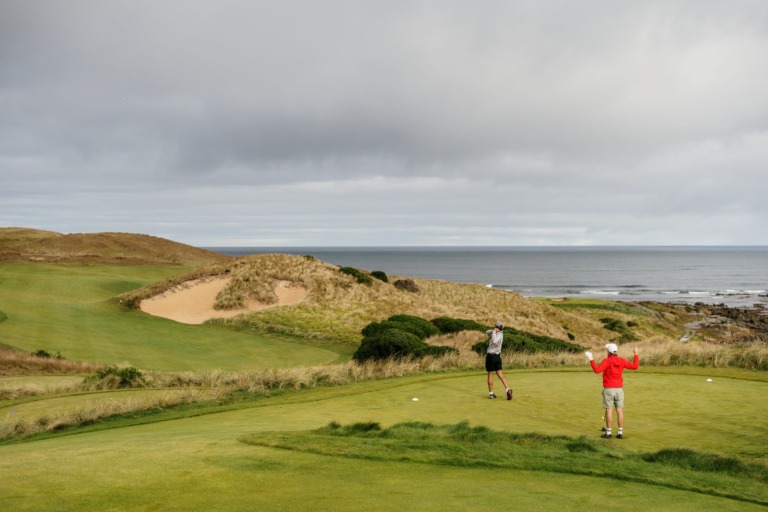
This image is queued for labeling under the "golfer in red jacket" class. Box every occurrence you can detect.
[585,343,639,439]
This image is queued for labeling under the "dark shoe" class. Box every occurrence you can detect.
[506,389,513,400]
[601,426,607,432]
[616,434,623,439]
[489,393,496,399]
[601,433,612,439]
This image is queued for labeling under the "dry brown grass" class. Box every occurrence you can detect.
[541,337,768,371]
[0,389,226,440]
[0,347,104,377]
[141,356,476,392]
[0,382,80,401]
[142,339,768,390]
[0,229,230,265]
[0,227,62,248]
[633,338,768,370]
[4,340,766,440]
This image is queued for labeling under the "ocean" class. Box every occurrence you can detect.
[206,246,768,308]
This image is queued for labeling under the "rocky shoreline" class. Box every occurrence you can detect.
[670,302,768,344]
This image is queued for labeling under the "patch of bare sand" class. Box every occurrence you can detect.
[140,276,306,325]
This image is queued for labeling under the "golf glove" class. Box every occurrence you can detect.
[585,351,593,361]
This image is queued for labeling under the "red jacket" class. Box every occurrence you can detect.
[590,354,639,388]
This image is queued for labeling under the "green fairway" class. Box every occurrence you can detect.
[1,370,766,511]
[0,262,349,370]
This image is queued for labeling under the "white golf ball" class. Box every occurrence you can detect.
[412,397,419,401]
[706,378,713,382]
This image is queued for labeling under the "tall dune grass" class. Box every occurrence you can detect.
[12,339,763,397]
[0,347,104,377]
[141,339,768,392]
[636,338,768,370]
[0,389,225,440]
[3,340,765,441]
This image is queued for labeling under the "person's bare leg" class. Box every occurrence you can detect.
[487,372,494,393]
[616,408,624,429]
[605,408,613,429]
[495,370,510,390]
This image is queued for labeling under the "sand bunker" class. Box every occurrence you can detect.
[140,276,306,324]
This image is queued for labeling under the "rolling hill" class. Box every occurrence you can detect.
[0,228,231,266]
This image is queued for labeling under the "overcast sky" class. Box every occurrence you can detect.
[2,1,767,246]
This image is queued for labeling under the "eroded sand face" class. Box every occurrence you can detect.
[140,276,306,324]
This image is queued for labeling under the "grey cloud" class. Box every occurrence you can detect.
[1,0,767,245]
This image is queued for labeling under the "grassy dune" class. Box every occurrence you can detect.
[119,252,685,346]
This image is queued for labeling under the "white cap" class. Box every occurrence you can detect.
[605,343,618,354]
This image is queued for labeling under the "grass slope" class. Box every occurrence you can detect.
[0,228,230,266]
[0,371,765,511]
[0,262,347,370]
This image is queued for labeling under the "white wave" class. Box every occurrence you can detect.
[582,289,621,295]
[718,289,766,294]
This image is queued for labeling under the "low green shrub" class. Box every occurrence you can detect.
[386,314,440,338]
[431,317,488,334]
[338,266,373,285]
[599,317,638,341]
[361,321,407,339]
[472,327,584,355]
[370,270,388,282]
[362,315,440,340]
[353,329,427,362]
[354,314,458,362]
[393,278,419,292]
[31,349,64,359]
[84,365,145,389]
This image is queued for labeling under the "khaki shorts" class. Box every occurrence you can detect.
[602,388,624,409]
